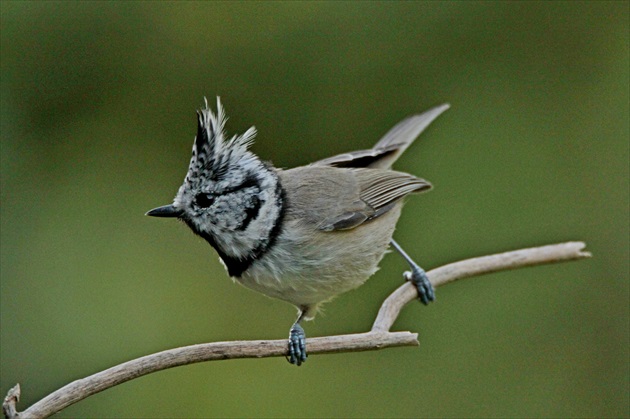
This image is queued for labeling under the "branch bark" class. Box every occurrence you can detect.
[3,241,590,419]
[372,241,590,332]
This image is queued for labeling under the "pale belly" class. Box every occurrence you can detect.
[235,205,402,313]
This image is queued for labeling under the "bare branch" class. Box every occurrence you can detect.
[3,241,590,419]
[2,385,19,419]
[372,241,591,332]
[7,332,418,419]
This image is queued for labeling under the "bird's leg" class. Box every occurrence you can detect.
[390,239,435,305]
[287,308,308,366]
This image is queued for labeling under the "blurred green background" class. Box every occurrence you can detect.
[1,1,628,418]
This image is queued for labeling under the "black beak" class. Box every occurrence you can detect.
[146,204,183,218]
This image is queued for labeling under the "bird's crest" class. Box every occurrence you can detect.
[187,97,257,184]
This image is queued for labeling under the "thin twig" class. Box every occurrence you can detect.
[372,241,591,332]
[3,241,590,419]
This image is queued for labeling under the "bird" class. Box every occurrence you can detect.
[147,98,449,366]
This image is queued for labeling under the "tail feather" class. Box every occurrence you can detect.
[313,103,450,169]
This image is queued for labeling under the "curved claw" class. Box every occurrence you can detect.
[287,323,307,366]
[404,266,435,305]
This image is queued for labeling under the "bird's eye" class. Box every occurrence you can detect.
[195,193,215,208]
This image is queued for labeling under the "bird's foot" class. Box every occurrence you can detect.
[287,323,307,366]
[404,265,435,305]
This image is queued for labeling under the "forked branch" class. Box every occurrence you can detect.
[3,241,590,419]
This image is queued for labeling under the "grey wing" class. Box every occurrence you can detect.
[319,169,432,231]
[313,103,449,170]
[357,170,431,210]
[280,166,371,231]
